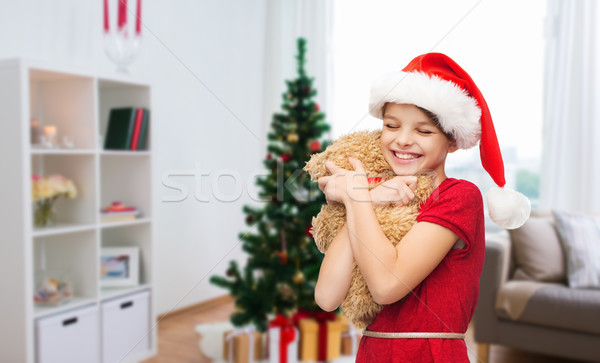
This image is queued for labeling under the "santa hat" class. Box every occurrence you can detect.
[369,53,530,229]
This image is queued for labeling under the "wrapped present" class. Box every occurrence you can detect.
[296,311,342,362]
[223,326,263,363]
[268,314,298,363]
[339,315,362,355]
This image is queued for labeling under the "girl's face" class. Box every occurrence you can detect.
[380,103,457,185]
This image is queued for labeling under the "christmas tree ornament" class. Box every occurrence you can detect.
[281,154,291,162]
[305,225,313,238]
[309,140,321,152]
[293,270,305,284]
[287,132,299,143]
[314,103,320,112]
[276,251,289,265]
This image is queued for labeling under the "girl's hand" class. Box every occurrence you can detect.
[370,176,418,207]
[317,157,370,205]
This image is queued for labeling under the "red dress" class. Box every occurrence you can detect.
[355,178,485,362]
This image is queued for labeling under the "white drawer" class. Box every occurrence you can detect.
[101,290,150,363]
[36,304,99,363]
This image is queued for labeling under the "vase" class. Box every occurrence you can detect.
[34,199,56,227]
[104,28,142,73]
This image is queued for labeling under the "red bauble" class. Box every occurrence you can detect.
[276,251,288,265]
[309,141,321,152]
[314,103,320,112]
[281,154,291,162]
[305,225,313,238]
[266,153,272,160]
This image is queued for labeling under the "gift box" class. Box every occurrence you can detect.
[339,315,362,356]
[268,314,298,363]
[297,312,342,362]
[223,327,263,363]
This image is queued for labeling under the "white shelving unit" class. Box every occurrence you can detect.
[0,58,156,363]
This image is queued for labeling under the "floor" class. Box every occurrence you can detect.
[142,297,584,363]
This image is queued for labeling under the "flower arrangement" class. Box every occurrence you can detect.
[32,174,77,227]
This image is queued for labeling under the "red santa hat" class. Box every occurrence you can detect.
[369,52,530,229]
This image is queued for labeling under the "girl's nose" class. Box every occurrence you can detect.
[395,129,414,147]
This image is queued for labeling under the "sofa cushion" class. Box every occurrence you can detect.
[509,216,566,283]
[498,282,600,335]
[553,211,600,288]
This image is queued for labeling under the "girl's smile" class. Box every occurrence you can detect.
[380,103,458,185]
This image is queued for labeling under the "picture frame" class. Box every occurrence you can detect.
[100,247,139,287]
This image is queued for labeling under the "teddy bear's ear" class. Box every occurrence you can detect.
[304,149,329,181]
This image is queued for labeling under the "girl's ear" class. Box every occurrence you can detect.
[448,140,459,153]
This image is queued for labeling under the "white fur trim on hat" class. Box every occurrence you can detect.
[369,71,482,149]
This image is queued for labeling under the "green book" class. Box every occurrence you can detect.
[104,108,137,150]
[137,108,150,150]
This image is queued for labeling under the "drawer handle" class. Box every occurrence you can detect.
[62,317,78,326]
[121,301,134,309]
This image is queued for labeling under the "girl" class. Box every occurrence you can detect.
[314,53,529,362]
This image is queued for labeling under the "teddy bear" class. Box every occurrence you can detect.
[304,129,436,329]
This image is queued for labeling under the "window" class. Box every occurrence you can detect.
[331,0,546,230]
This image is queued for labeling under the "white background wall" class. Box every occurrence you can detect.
[0,0,274,314]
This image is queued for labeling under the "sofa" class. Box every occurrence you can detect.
[473,210,600,362]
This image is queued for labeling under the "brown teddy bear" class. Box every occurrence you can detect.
[304,129,436,329]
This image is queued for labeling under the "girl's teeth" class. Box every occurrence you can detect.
[394,151,418,159]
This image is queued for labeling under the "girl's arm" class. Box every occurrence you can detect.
[321,158,458,305]
[314,225,354,312]
[345,202,457,305]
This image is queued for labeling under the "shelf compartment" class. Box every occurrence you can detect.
[33,231,98,312]
[35,304,100,362]
[100,156,151,218]
[29,69,96,150]
[101,223,152,286]
[98,80,151,151]
[31,154,97,226]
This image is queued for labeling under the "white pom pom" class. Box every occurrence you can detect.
[486,187,531,229]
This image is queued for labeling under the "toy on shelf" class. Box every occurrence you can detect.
[34,273,72,306]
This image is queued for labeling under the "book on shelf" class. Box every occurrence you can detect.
[100,211,140,223]
[104,107,150,150]
[100,201,140,223]
[129,108,144,150]
[137,108,150,150]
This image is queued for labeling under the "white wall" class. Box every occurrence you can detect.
[0,0,269,314]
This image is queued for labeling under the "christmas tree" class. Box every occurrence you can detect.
[210,38,331,332]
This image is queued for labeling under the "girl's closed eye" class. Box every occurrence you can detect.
[418,129,433,134]
[385,124,399,129]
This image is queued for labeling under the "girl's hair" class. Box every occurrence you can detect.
[382,102,454,141]
[415,106,454,141]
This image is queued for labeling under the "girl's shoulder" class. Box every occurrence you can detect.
[419,178,484,217]
[433,178,483,203]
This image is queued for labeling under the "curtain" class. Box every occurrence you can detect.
[262,0,334,147]
[540,0,600,213]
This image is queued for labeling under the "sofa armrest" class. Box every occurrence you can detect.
[473,232,511,343]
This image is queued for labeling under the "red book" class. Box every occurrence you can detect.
[130,108,144,150]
